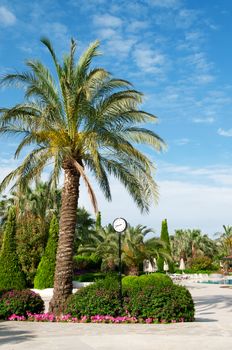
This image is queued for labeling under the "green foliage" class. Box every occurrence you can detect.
[73,254,101,272]
[122,273,173,291]
[0,207,26,290]
[65,276,121,317]
[157,219,173,272]
[0,289,44,319]
[34,215,59,289]
[16,217,47,286]
[125,284,194,322]
[73,272,108,282]
[66,275,194,322]
[188,256,217,272]
[95,211,102,230]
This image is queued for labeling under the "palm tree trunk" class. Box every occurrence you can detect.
[49,161,80,314]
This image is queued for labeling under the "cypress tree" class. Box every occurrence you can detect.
[96,211,102,230]
[34,215,59,289]
[157,219,174,273]
[0,207,26,289]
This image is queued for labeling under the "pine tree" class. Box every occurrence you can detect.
[34,215,59,289]
[0,207,26,289]
[157,219,174,273]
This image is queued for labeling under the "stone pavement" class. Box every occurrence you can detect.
[0,282,232,350]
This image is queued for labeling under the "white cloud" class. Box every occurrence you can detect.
[193,117,215,124]
[218,128,232,137]
[133,47,168,74]
[174,138,190,146]
[78,174,232,236]
[0,6,16,26]
[149,0,181,8]
[93,14,122,28]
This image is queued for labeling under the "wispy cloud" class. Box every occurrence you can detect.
[149,0,182,8]
[0,6,16,26]
[133,46,168,75]
[93,14,122,28]
[193,117,215,124]
[218,128,232,137]
[174,138,190,146]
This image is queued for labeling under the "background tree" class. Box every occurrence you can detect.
[157,219,174,272]
[217,225,232,257]
[0,207,26,290]
[171,229,218,263]
[34,215,59,289]
[0,37,165,313]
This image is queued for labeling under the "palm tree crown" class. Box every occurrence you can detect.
[0,38,165,212]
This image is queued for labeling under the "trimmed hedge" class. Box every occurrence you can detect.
[122,273,173,290]
[0,207,26,290]
[125,284,194,322]
[0,289,44,319]
[65,275,194,322]
[34,215,59,289]
[74,272,107,282]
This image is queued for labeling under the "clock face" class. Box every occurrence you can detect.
[113,218,127,233]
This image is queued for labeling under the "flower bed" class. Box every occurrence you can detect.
[8,312,187,324]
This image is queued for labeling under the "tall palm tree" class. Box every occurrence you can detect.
[0,38,165,313]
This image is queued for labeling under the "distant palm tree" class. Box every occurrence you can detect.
[171,229,217,261]
[78,224,118,271]
[0,38,165,313]
[218,225,232,256]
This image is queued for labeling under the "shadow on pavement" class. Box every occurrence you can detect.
[0,322,35,346]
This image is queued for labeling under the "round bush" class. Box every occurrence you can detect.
[65,276,121,318]
[124,284,194,322]
[122,273,173,291]
[0,289,44,319]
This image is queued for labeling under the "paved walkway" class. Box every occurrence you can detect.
[0,282,232,350]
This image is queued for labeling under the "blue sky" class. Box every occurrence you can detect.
[0,0,232,236]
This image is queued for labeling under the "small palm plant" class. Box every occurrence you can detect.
[0,38,165,313]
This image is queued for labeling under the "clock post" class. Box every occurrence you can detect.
[113,217,127,310]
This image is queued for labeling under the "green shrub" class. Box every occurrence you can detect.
[125,284,194,322]
[34,215,59,289]
[66,274,194,322]
[122,273,173,291]
[74,272,107,282]
[0,207,26,290]
[73,254,101,271]
[65,276,121,317]
[0,289,44,319]
[188,256,215,272]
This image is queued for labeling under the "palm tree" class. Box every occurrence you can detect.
[217,225,232,257]
[122,225,152,275]
[171,229,217,262]
[0,38,165,313]
[78,224,118,271]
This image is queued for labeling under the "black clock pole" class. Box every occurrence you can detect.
[118,232,123,309]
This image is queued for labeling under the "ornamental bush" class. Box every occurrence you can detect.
[34,215,59,289]
[124,284,195,322]
[0,207,26,290]
[65,276,122,318]
[0,289,44,319]
[188,256,215,272]
[122,273,173,291]
[65,274,194,323]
